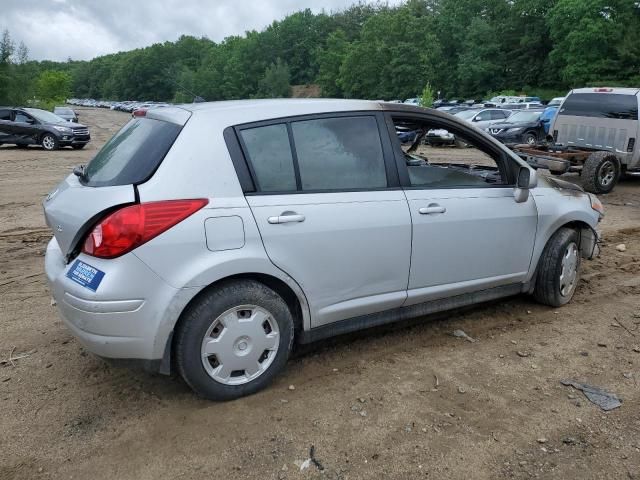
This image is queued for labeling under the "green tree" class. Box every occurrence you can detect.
[36,70,71,100]
[548,0,637,86]
[456,18,502,97]
[317,30,350,97]
[419,82,435,107]
[257,58,291,98]
[339,7,441,100]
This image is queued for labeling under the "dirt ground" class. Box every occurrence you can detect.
[1,107,639,480]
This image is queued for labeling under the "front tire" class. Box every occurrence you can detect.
[534,228,581,307]
[175,280,295,401]
[581,151,620,194]
[523,132,537,146]
[41,133,59,151]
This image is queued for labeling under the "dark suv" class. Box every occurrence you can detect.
[0,107,90,150]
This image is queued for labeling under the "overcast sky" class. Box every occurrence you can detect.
[1,0,398,62]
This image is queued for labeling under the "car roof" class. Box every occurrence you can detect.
[149,98,443,127]
[570,87,639,95]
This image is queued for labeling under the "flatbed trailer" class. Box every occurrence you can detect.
[512,144,640,194]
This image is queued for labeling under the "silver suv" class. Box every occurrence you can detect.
[44,100,603,400]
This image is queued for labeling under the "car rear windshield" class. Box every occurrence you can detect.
[82,118,181,187]
[560,93,639,120]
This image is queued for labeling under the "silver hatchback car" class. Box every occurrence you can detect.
[44,100,603,400]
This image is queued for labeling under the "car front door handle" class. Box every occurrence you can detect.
[267,213,306,224]
[419,205,446,215]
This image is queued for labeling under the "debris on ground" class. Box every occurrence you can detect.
[294,458,311,471]
[452,329,476,343]
[616,244,627,252]
[560,379,622,411]
[309,445,324,471]
[516,351,530,358]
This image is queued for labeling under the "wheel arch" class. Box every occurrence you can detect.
[161,272,308,375]
[526,219,598,294]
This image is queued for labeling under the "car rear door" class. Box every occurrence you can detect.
[234,112,412,328]
[384,111,538,305]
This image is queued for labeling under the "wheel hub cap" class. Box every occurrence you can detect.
[201,305,279,386]
[598,160,616,187]
[559,242,579,297]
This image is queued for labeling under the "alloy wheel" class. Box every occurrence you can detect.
[559,242,579,297]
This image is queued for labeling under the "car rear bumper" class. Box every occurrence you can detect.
[44,237,185,364]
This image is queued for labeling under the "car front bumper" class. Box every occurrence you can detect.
[59,134,90,146]
[45,237,187,365]
[490,131,527,144]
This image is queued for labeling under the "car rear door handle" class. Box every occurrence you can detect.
[267,213,306,224]
[419,205,446,215]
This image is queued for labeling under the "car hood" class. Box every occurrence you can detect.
[539,175,585,194]
[47,120,87,128]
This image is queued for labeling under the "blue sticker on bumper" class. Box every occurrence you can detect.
[66,260,105,292]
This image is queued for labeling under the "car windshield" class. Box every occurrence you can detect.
[24,108,66,123]
[507,111,542,123]
[454,110,479,120]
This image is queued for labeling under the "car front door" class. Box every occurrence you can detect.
[385,112,538,306]
[470,110,494,130]
[235,113,412,328]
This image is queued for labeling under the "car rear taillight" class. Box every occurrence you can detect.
[593,88,613,93]
[132,109,147,117]
[82,199,208,259]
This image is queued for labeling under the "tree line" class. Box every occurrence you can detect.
[1,0,638,107]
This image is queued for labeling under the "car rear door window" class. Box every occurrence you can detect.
[240,124,297,192]
[291,116,387,191]
[560,93,639,120]
[82,117,181,187]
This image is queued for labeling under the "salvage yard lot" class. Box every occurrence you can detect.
[1,107,640,479]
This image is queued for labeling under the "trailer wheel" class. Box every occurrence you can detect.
[581,151,620,194]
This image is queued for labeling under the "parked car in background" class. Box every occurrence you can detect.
[540,101,563,135]
[404,98,420,105]
[0,107,90,150]
[547,97,565,107]
[132,102,171,117]
[487,109,545,145]
[425,128,455,145]
[53,106,79,123]
[454,108,513,131]
[43,99,602,401]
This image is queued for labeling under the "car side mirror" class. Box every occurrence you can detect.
[514,167,537,203]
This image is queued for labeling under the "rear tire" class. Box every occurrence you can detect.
[41,133,59,151]
[581,151,620,194]
[175,280,295,401]
[534,228,581,307]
